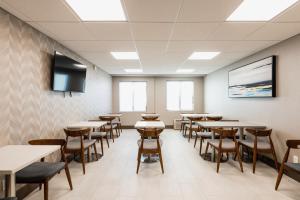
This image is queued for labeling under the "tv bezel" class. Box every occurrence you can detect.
[51,51,87,93]
[228,55,276,98]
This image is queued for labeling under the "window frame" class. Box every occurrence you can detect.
[166,80,194,112]
[119,81,147,112]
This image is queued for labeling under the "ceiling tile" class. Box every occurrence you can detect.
[130,23,173,40]
[84,22,132,40]
[273,2,300,22]
[246,23,300,41]
[62,41,136,52]
[207,22,265,40]
[171,23,220,40]
[2,0,79,22]
[37,22,94,41]
[123,0,182,22]
[178,0,242,22]
[135,41,168,54]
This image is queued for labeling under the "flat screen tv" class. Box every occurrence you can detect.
[51,51,87,93]
[228,56,276,98]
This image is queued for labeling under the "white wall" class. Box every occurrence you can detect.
[204,34,300,160]
[113,76,204,126]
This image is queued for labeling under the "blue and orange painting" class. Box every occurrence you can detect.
[228,57,275,98]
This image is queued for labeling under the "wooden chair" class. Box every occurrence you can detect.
[205,128,243,173]
[14,139,73,200]
[90,128,109,156]
[238,128,278,173]
[185,117,203,142]
[99,116,119,142]
[136,128,164,174]
[112,114,123,134]
[275,140,300,190]
[64,128,98,174]
[142,114,159,121]
[194,116,223,154]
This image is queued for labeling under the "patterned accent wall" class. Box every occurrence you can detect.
[0,8,112,146]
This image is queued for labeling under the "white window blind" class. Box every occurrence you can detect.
[119,81,147,112]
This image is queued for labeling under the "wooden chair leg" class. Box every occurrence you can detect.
[93,143,99,160]
[111,129,114,143]
[136,149,142,174]
[44,181,49,200]
[205,142,210,155]
[216,150,221,173]
[100,137,104,155]
[236,148,244,172]
[64,166,73,190]
[275,164,285,190]
[87,147,91,162]
[194,134,198,147]
[106,136,110,148]
[253,148,257,173]
[188,129,192,142]
[158,152,164,174]
[271,146,279,171]
[81,149,86,174]
[199,138,203,155]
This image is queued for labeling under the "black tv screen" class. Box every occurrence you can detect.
[51,51,87,92]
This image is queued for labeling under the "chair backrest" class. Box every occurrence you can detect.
[28,139,67,162]
[142,116,159,121]
[207,116,223,121]
[212,128,238,139]
[64,128,91,138]
[99,116,115,122]
[187,116,203,122]
[246,128,272,137]
[286,140,300,149]
[137,128,163,138]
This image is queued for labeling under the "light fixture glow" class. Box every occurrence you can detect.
[111,52,139,60]
[65,0,126,21]
[227,0,298,21]
[188,52,220,60]
[124,68,143,73]
[176,69,195,73]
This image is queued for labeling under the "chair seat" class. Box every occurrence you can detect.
[285,162,300,172]
[208,139,236,150]
[137,139,163,149]
[66,139,96,150]
[239,139,271,150]
[16,162,65,183]
[102,124,117,130]
[90,131,107,138]
[196,131,213,138]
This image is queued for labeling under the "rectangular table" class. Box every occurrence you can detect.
[135,121,165,129]
[67,121,107,129]
[0,145,60,197]
[180,113,222,119]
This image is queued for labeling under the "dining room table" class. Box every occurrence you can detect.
[0,145,60,197]
[196,121,266,162]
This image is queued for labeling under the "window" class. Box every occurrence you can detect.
[166,81,194,111]
[119,81,147,112]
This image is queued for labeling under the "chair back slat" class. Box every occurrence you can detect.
[142,116,159,121]
[212,128,238,138]
[99,116,115,121]
[137,128,163,138]
[246,128,271,137]
[207,116,223,121]
[64,128,91,137]
[286,140,300,149]
[187,116,203,122]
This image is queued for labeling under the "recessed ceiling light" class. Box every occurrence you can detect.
[227,0,298,21]
[65,0,126,21]
[188,52,220,60]
[124,68,143,73]
[176,69,195,73]
[111,52,139,60]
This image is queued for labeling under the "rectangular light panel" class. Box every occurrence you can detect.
[65,0,126,21]
[188,52,220,60]
[124,69,143,73]
[111,52,139,60]
[227,0,298,21]
[176,69,195,73]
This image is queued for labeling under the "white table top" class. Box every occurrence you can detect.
[0,145,60,174]
[135,121,165,129]
[141,113,160,117]
[180,113,222,118]
[196,121,266,128]
[67,121,107,129]
[99,113,122,117]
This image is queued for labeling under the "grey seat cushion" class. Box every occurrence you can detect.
[239,139,271,150]
[285,162,300,172]
[102,124,117,130]
[66,139,96,150]
[16,162,65,183]
[137,139,163,149]
[90,131,107,138]
[208,139,236,149]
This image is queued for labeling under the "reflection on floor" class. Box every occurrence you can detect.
[25,129,300,200]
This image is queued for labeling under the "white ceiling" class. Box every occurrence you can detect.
[1,0,300,75]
